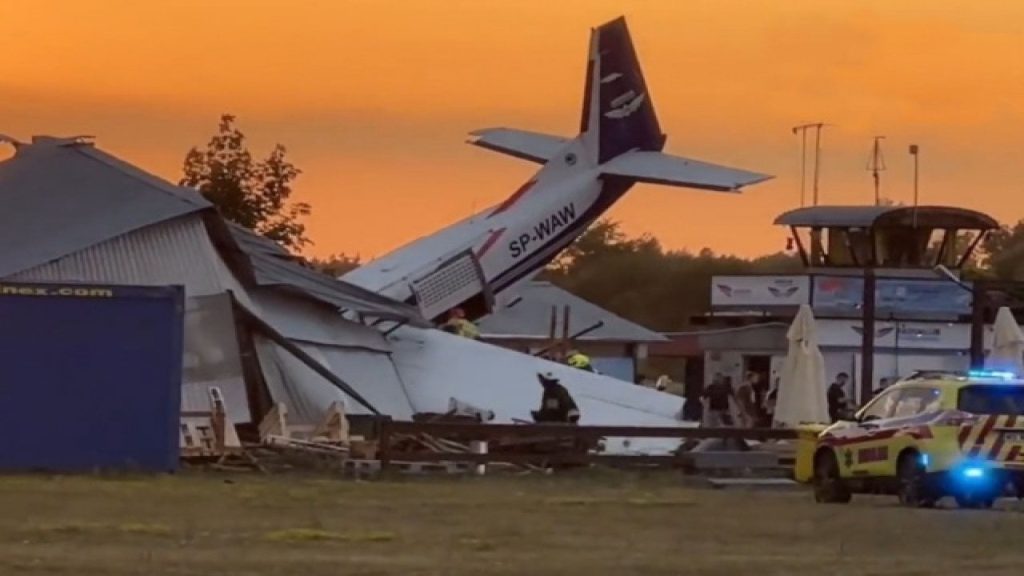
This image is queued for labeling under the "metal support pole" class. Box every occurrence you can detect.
[799,129,807,207]
[970,280,987,369]
[860,269,876,405]
[812,124,823,206]
[910,144,920,227]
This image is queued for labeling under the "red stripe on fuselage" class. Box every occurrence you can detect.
[475,228,506,258]
[489,180,537,218]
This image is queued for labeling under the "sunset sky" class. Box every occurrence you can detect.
[3,0,1024,260]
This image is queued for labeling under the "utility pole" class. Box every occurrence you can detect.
[909,144,920,227]
[792,124,810,207]
[812,123,825,206]
[867,136,886,205]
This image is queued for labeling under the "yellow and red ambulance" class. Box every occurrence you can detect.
[812,370,1024,508]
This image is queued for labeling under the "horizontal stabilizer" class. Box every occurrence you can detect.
[467,128,570,164]
[599,150,773,192]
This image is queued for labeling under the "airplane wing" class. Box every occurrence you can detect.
[599,150,773,192]
[467,128,571,164]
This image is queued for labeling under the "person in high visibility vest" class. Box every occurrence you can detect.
[442,307,479,339]
[565,349,594,372]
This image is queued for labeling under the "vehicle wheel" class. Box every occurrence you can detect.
[897,453,937,508]
[814,451,851,504]
[954,494,995,509]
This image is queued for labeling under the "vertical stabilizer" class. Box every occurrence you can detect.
[580,17,666,164]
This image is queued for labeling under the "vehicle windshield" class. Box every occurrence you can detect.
[957,384,1024,416]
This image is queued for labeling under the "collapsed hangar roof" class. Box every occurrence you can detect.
[0,135,428,327]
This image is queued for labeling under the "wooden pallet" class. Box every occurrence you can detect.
[344,459,467,475]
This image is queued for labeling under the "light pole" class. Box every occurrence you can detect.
[910,144,920,227]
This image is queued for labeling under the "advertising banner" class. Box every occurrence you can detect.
[812,276,973,316]
[710,275,810,307]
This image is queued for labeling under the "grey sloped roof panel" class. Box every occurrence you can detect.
[226,222,294,258]
[478,281,666,342]
[228,226,429,327]
[0,138,209,277]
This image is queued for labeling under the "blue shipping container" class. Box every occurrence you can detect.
[0,281,184,472]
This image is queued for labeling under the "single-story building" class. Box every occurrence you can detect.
[476,281,667,382]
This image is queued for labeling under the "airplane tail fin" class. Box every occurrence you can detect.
[580,16,665,164]
[467,16,774,192]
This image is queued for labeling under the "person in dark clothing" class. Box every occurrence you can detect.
[531,372,580,424]
[682,379,704,422]
[828,372,850,423]
[701,373,734,427]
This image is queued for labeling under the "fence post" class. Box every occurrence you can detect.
[378,416,392,473]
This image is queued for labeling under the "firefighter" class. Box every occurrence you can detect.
[565,349,594,372]
[442,307,479,339]
[531,372,581,424]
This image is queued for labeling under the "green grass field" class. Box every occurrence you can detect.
[1,470,1023,575]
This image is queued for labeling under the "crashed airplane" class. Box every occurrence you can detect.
[341,16,773,452]
[344,16,771,317]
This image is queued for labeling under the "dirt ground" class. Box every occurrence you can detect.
[1,470,1023,575]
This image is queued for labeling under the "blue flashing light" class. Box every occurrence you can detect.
[920,453,930,469]
[963,466,985,479]
[967,369,1017,381]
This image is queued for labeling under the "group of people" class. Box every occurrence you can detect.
[691,371,777,428]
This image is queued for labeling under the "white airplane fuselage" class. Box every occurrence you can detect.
[342,17,772,321]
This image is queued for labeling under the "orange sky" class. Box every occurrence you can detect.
[3,0,1024,260]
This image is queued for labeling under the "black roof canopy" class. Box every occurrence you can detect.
[774,205,998,230]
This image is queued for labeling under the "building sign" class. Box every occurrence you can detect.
[710,275,810,307]
[816,319,971,350]
[812,276,973,316]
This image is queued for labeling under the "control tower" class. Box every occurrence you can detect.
[695,205,999,405]
[774,205,997,276]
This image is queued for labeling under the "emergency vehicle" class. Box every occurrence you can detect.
[813,370,1024,508]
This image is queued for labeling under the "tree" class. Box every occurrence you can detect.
[181,114,311,252]
[306,253,362,277]
[981,220,1024,280]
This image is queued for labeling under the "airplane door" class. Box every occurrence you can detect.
[409,249,493,321]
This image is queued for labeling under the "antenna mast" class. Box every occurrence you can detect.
[867,136,886,205]
[792,122,828,206]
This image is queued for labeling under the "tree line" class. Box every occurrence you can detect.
[181,115,1024,330]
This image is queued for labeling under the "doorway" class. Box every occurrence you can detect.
[743,355,773,417]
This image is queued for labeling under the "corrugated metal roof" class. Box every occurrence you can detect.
[228,226,430,328]
[477,281,666,342]
[0,136,428,327]
[8,216,235,297]
[226,222,293,258]
[0,137,209,277]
